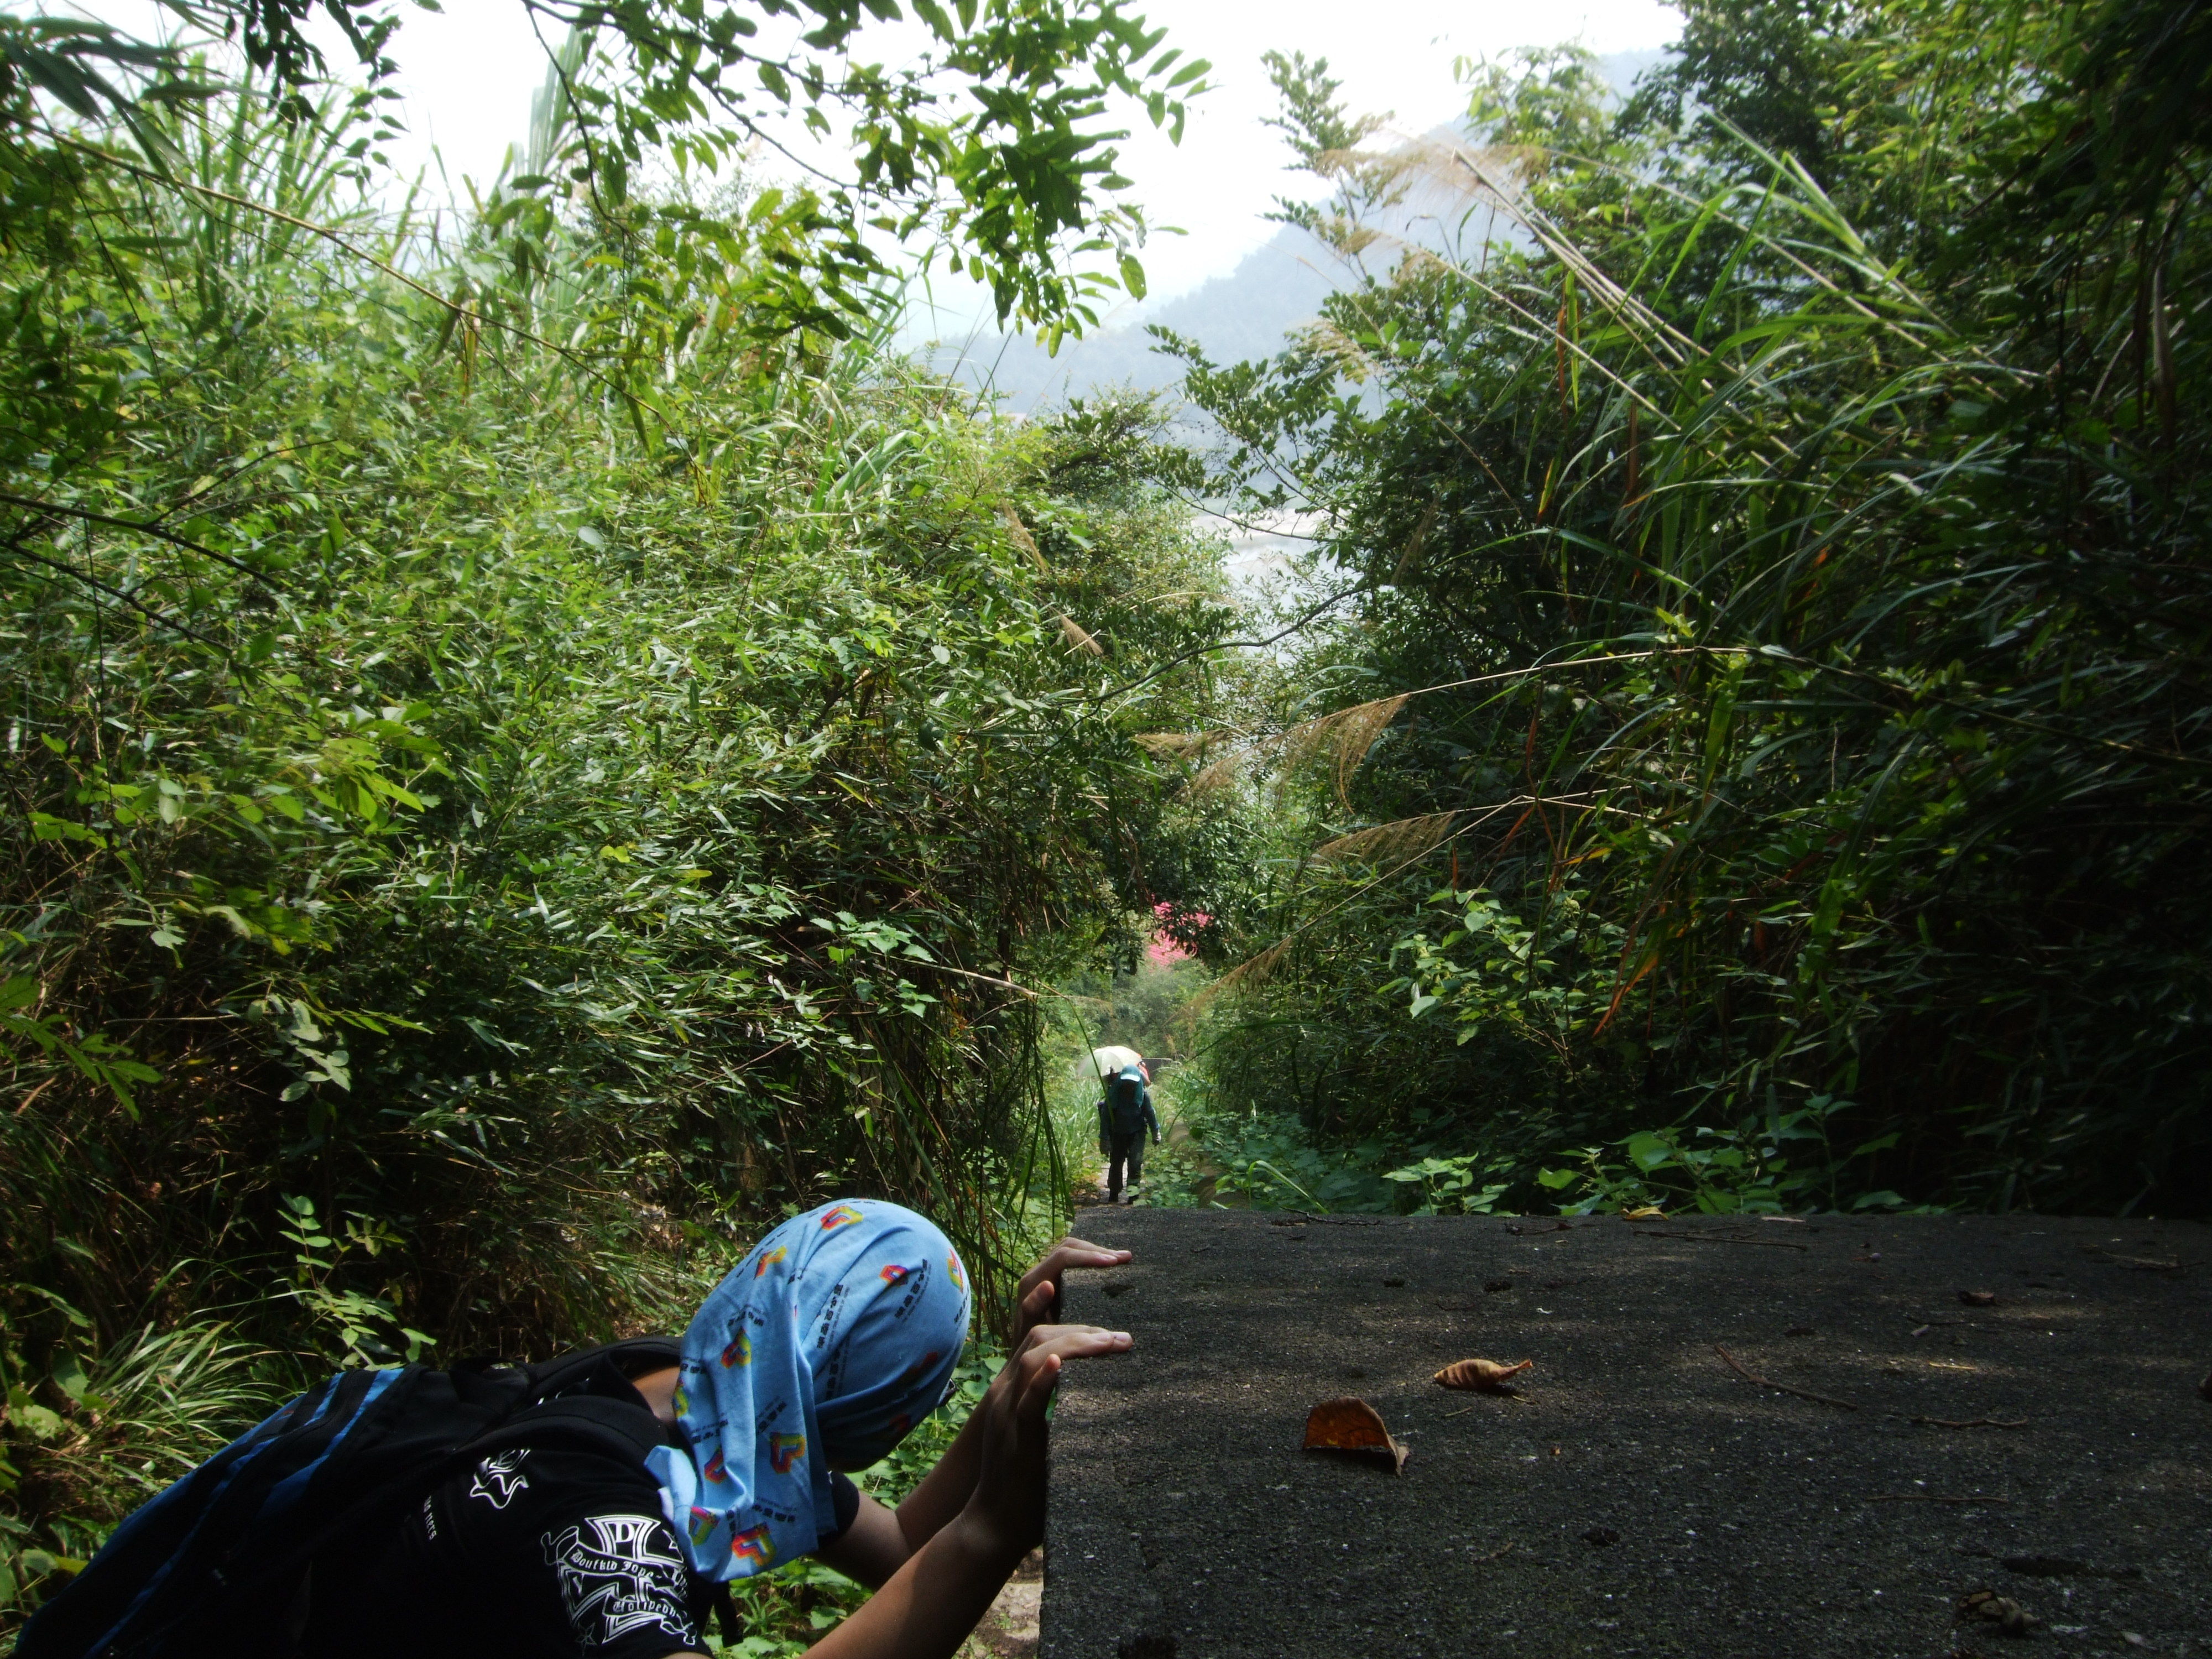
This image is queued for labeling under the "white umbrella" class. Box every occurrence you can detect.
[1088,1044,1145,1081]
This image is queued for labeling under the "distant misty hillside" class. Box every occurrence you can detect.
[925,48,1668,414]
[926,225,1344,412]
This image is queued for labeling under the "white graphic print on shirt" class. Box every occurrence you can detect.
[467,1449,531,1510]
[541,1515,697,1648]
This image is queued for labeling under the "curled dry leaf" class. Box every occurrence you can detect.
[1302,1396,1409,1475]
[1622,1206,1666,1220]
[1959,1289,1999,1307]
[1434,1357,1534,1392]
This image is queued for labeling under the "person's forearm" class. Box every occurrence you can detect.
[891,1402,989,1550]
[805,1510,1023,1659]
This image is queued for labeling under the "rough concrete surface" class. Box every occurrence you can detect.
[1039,1210,2210,1659]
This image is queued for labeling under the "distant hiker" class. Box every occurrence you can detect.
[22,1204,1135,1659]
[1097,1061,1161,1203]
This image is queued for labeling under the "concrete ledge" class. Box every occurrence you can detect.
[1041,1210,2209,1659]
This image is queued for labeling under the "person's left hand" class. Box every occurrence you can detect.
[1012,1236,1130,1345]
[963,1321,1129,1563]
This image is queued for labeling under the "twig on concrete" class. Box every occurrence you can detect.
[1866,1494,2012,1506]
[1632,1229,1808,1251]
[1467,1542,1515,1563]
[1714,1344,1859,1410]
[1911,1415,2028,1430]
[2080,1245,2187,1272]
[1441,1405,1479,1419]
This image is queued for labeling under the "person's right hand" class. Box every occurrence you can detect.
[962,1322,1129,1563]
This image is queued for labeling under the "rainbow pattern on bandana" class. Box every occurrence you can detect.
[719,1329,751,1368]
[688,1507,718,1547]
[703,1446,728,1484]
[946,1251,966,1292]
[731,1524,775,1569]
[820,1204,863,1230]
[768,1431,806,1474]
[879,1261,911,1286]
[752,1245,787,1278]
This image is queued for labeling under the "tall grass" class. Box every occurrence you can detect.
[1170,0,2212,1217]
[0,61,1230,1633]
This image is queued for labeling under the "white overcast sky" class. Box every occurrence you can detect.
[79,0,1680,312]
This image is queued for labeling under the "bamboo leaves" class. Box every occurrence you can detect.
[1178,5,2212,1215]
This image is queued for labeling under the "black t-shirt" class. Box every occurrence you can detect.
[307,1429,861,1659]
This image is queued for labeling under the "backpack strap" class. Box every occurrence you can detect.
[466,1391,678,1467]
[525,1337,679,1400]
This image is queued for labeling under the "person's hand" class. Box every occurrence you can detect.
[962,1323,1129,1563]
[1012,1237,1130,1345]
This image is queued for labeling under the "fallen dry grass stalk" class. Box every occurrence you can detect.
[1714,1344,1859,1410]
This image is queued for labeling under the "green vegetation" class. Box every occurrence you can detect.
[6,0,2212,1644]
[0,2,1225,1630]
[1161,0,2212,1223]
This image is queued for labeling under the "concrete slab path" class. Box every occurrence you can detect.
[1040,1209,2209,1659]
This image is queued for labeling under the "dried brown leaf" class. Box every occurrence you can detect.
[1433,1357,1534,1392]
[1302,1396,1408,1474]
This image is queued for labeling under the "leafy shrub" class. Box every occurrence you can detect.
[0,55,1228,1640]
[1166,2,2212,1219]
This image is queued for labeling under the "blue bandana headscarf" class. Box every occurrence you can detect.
[645,1199,971,1581]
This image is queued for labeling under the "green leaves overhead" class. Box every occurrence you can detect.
[30,0,1209,343]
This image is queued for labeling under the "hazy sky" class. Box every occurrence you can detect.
[80,1,1679,312]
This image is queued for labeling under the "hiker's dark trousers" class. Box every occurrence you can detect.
[1107,1132,1147,1200]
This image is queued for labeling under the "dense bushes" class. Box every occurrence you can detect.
[1169,0,2212,1220]
[0,36,1228,1623]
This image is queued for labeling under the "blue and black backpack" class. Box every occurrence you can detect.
[18,1335,683,1659]
[1105,1065,1149,1135]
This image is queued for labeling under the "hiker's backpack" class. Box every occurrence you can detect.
[1105,1065,1148,1135]
[18,1335,683,1659]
